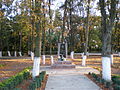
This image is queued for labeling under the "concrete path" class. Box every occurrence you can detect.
[40,66,101,90]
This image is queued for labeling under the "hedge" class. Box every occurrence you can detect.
[89,72,120,89]
[0,67,32,90]
[29,71,46,90]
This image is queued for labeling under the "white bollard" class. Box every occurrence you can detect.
[110,54,113,65]
[82,55,87,66]
[31,52,34,60]
[51,56,54,65]
[0,51,2,57]
[42,55,45,64]
[71,51,74,59]
[102,57,111,81]
[32,57,41,78]
[8,51,11,56]
[19,52,22,56]
[14,51,17,57]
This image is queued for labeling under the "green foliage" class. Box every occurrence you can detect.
[0,67,32,90]
[90,72,120,89]
[114,85,120,90]
[0,64,5,67]
[29,71,46,90]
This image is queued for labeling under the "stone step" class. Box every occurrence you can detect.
[51,64,75,69]
[54,61,72,65]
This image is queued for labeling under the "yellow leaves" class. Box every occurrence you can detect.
[78,26,84,31]
[0,11,4,17]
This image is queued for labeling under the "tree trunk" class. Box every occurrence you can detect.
[82,0,90,66]
[19,31,22,56]
[32,0,42,78]
[32,21,41,78]
[42,1,46,55]
[62,0,67,42]
[0,23,2,57]
[99,0,116,81]
[48,0,52,55]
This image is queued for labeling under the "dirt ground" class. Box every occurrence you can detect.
[0,55,120,82]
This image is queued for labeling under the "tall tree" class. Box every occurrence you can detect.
[99,0,117,81]
[32,0,42,78]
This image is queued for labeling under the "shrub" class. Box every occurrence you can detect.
[114,85,120,90]
[0,67,32,90]
[29,71,46,90]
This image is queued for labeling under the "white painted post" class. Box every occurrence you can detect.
[0,51,2,57]
[71,51,74,59]
[8,51,11,56]
[82,55,86,66]
[19,52,22,56]
[32,57,41,78]
[31,52,34,60]
[42,55,45,64]
[102,57,111,81]
[14,51,17,57]
[110,54,113,65]
[51,56,54,65]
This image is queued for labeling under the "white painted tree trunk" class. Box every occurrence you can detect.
[32,57,40,78]
[81,53,84,57]
[71,51,74,59]
[28,51,31,56]
[14,51,17,57]
[51,56,54,64]
[42,55,45,64]
[118,52,120,57]
[19,52,22,56]
[31,52,34,60]
[0,51,2,57]
[86,52,89,56]
[64,58,66,61]
[7,51,11,56]
[110,54,113,65]
[102,57,111,81]
[82,55,87,66]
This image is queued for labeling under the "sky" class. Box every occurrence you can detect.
[11,0,101,17]
[51,0,65,10]
[51,0,101,16]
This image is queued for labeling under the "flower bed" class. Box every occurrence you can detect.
[0,67,32,90]
[88,72,120,90]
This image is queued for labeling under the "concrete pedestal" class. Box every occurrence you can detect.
[51,61,75,69]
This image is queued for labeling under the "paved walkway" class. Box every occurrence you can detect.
[40,66,101,90]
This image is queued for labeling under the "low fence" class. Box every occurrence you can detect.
[74,53,119,56]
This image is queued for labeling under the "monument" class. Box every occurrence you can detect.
[51,41,75,69]
[58,42,67,61]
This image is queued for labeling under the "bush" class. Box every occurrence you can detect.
[0,67,32,90]
[114,85,120,90]
[104,81,112,88]
[29,71,46,90]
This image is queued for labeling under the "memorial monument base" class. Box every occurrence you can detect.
[51,61,75,69]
